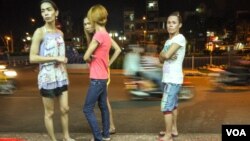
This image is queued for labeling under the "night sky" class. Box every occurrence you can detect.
[0,0,249,47]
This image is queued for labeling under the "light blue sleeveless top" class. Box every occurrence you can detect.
[38,27,69,90]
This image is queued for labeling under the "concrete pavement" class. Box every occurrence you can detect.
[0,133,221,141]
[1,65,221,141]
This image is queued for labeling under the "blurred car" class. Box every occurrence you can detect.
[0,64,17,94]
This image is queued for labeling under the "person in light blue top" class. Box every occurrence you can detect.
[29,0,75,141]
[158,11,186,141]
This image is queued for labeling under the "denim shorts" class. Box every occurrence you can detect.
[161,83,181,112]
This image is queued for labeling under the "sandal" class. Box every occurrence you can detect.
[156,136,173,141]
[158,131,165,137]
[63,138,75,141]
[158,131,178,137]
[109,128,116,134]
[171,133,178,137]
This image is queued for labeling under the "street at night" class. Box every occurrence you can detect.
[0,66,249,136]
[0,0,250,140]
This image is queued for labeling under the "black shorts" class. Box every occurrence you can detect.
[40,85,68,98]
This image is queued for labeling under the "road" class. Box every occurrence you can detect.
[0,66,250,135]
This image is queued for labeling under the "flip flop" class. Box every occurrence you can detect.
[158,131,178,137]
[156,136,173,141]
[158,131,165,137]
[109,128,116,134]
[171,133,178,137]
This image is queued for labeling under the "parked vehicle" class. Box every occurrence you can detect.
[0,64,17,94]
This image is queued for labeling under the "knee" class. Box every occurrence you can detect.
[82,104,88,114]
[83,105,93,115]
[44,110,54,119]
[83,106,89,114]
[98,102,106,110]
[60,106,69,115]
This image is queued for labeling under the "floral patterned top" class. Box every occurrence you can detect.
[38,29,69,90]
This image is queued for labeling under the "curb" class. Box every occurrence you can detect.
[0,133,221,141]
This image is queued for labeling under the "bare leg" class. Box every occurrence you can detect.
[172,108,178,136]
[107,73,116,133]
[42,97,57,141]
[58,91,74,141]
[107,97,115,132]
[160,113,173,141]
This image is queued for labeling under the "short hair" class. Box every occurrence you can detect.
[169,11,182,24]
[87,4,108,26]
[40,0,58,11]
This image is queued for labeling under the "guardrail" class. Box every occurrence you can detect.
[2,55,244,69]
[7,56,30,67]
[183,55,242,69]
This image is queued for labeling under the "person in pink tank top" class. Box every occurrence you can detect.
[83,4,112,141]
[83,17,121,135]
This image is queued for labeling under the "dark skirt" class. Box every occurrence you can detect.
[40,85,68,98]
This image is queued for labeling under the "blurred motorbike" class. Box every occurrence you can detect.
[124,76,195,100]
[0,64,17,94]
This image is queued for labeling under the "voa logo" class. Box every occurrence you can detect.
[226,129,246,136]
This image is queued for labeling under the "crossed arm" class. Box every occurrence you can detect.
[159,43,181,63]
[29,28,67,64]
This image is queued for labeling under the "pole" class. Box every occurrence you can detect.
[227,46,231,67]
[210,52,213,66]
[6,39,9,53]
[10,31,14,53]
[192,55,195,70]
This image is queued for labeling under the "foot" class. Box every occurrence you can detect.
[102,137,111,141]
[158,131,178,137]
[171,132,178,137]
[158,131,165,137]
[63,137,75,141]
[109,127,116,134]
[157,135,173,141]
[171,128,178,137]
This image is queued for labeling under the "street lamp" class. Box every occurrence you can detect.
[4,36,11,53]
[109,31,119,38]
[31,18,36,24]
[118,36,126,47]
[20,32,32,53]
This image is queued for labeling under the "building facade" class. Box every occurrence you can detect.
[123,0,168,53]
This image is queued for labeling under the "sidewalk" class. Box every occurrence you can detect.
[0,133,221,141]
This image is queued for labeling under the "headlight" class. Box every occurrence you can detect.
[4,70,17,78]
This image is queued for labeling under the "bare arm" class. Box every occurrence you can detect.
[29,28,66,64]
[159,43,180,62]
[83,39,99,62]
[109,38,122,66]
[84,30,92,45]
